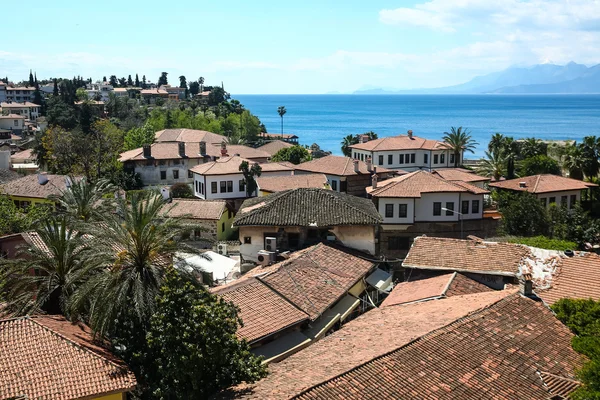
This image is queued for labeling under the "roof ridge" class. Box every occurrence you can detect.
[342,157,351,175]
[533,175,542,192]
[323,190,381,223]
[28,317,130,371]
[293,291,521,398]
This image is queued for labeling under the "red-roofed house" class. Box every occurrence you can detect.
[350,130,457,172]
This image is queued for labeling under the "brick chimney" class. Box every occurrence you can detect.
[143,144,151,158]
[407,130,414,139]
[371,173,378,189]
[220,141,228,158]
[178,142,185,157]
[520,273,533,297]
[366,156,373,172]
[199,141,206,156]
[353,159,359,173]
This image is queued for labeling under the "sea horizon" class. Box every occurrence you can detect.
[234,94,600,159]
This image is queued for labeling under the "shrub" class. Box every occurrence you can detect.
[506,236,577,251]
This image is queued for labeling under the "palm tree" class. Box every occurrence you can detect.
[364,131,378,140]
[477,150,507,181]
[277,106,287,136]
[562,143,585,180]
[70,191,202,336]
[503,137,520,179]
[198,76,205,93]
[521,137,546,159]
[488,133,505,154]
[50,178,115,223]
[0,215,88,316]
[580,136,600,179]
[341,134,359,157]
[443,126,478,167]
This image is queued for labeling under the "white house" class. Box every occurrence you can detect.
[489,174,598,209]
[0,82,7,102]
[191,156,294,200]
[1,102,41,120]
[0,114,25,135]
[4,86,35,102]
[350,130,460,172]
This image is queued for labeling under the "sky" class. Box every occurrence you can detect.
[1,0,600,94]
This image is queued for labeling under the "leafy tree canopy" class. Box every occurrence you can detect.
[520,155,561,176]
[170,183,194,198]
[271,145,312,164]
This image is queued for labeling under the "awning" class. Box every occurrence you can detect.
[252,330,311,364]
[305,294,361,341]
[366,268,393,292]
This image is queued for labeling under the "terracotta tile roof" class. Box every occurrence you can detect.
[226,145,271,160]
[295,294,583,400]
[381,272,494,307]
[488,174,597,194]
[537,252,600,305]
[0,173,69,199]
[350,134,451,151]
[215,279,309,343]
[257,140,294,156]
[226,290,514,399]
[1,101,40,107]
[190,156,294,176]
[0,316,136,400]
[259,243,375,320]
[5,87,36,91]
[0,169,21,184]
[0,113,25,119]
[295,155,394,177]
[540,372,581,398]
[432,168,491,183]
[403,236,531,276]
[140,88,168,95]
[154,128,225,144]
[10,148,34,161]
[233,188,382,227]
[163,198,226,220]
[257,173,329,193]
[368,170,489,197]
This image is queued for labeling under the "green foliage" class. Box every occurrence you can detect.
[124,122,155,150]
[341,134,359,157]
[505,236,577,251]
[443,126,478,167]
[46,96,78,129]
[239,161,262,197]
[498,191,549,236]
[552,298,600,399]
[208,87,230,106]
[75,87,88,101]
[50,178,115,223]
[141,267,267,398]
[158,72,168,86]
[271,145,312,164]
[520,155,561,176]
[0,196,51,236]
[170,183,193,198]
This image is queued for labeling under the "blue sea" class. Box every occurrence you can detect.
[234,95,600,158]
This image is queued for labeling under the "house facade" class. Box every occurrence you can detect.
[1,102,40,120]
[191,156,294,200]
[0,173,70,208]
[163,198,236,241]
[0,114,25,134]
[4,86,35,102]
[350,130,460,172]
[489,174,597,208]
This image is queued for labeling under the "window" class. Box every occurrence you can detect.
[388,155,393,165]
[561,196,568,207]
[331,180,338,191]
[450,154,455,165]
[385,204,394,218]
[188,170,193,178]
[433,202,442,216]
[440,154,445,164]
[173,170,179,179]
[570,194,577,208]
[195,181,198,192]
[244,237,252,244]
[378,155,384,165]
[227,181,233,192]
[353,152,357,159]
[445,202,454,216]
[173,159,180,165]
[360,153,364,161]
[160,171,166,180]
[472,200,480,214]
[211,182,217,193]
[434,154,439,164]
[222,222,225,232]
[239,180,246,192]
[399,204,408,218]
[289,233,300,249]
[220,181,226,193]
[410,153,415,163]
[462,200,469,214]
[424,153,428,164]
[399,154,404,164]
[200,182,204,194]
[13,120,18,127]
[549,197,556,204]
[388,237,410,250]
[340,180,347,192]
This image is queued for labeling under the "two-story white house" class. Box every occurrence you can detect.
[489,174,598,209]
[191,155,294,200]
[0,114,25,135]
[350,130,459,172]
[367,170,490,258]
[4,87,35,102]
[1,102,41,120]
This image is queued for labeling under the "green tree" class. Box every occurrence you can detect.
[124,122,155,150]
[0,215,88,316]
[189,81,200,97]
[75,87,88,101]
[46,96,78,129]
[364,131,378,140]
[277,106,287,136]
[271,145,312,164]
[563,143,586,180]
[581,136,600,179]
[478,150,507,181]
[50,178,115,223]
[141,267,267,398]
[158,72,168,86]
[239,161,262,197]
[118,77,127,87]
[127,75,133,86]
[198,76,205,93]
[521,137,547,158]
[28,70,34,87]
[552,298,600,399]
[0,196,51,236]
[142,75,147,89]
[109,75,118,87]
[341,134,359,157]
[135,74,140,87]
[443,126,478,167]
[520,155,561,176]
[208,87,230,106]
[170,183,193,198]
[179,75,187,93]
[503,137,520,179]
[53,78,59,96]
[488,133,505,154]
[498,191,549,236]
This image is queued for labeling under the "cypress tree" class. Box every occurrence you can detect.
[127,75,133,86]
[53,78,59,96]
[29,70,34,86]
[135,74,140,87]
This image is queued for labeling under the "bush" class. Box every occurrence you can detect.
[171,183,194,198]
[499,192,549,236]
[506,236,577,251]
[519,155,561,176]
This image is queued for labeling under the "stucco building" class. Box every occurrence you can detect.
[162,198,235,241]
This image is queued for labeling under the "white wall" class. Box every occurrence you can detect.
[379,198,415,224]
[195,170,293,200]
[414,192,461,222]
[0,118,24,130]
[352,148,460,172]
[135,158,201,186]
[460,193,484,220]
[331,225,376,255]
[537,190,582,208]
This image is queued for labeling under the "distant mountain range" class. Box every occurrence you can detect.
[353,62,600,95]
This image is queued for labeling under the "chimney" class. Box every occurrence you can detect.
[178,142,186,157]
[353,159,359,173]
[366,156,373,172]
[37,172,49,185]
[199,141,206,156]
[220,141,228,158]
[407,130,413,139]
[143,144,151,158]
[371,173,378,189]
[519,181,527,188]
[520,273,533,297]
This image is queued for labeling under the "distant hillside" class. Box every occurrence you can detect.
[354,62,600,95]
